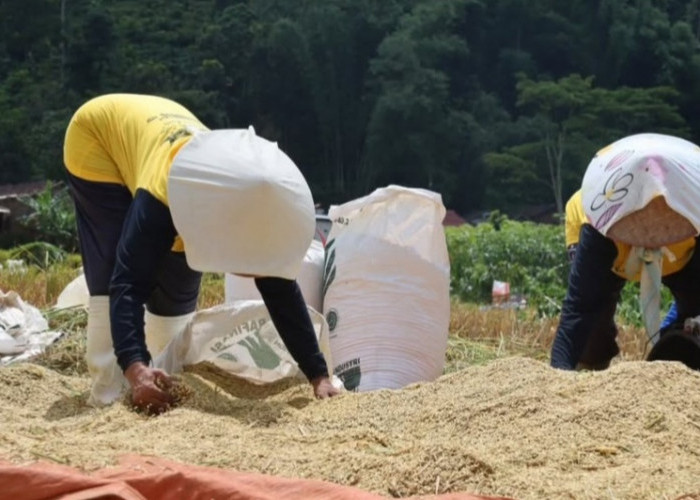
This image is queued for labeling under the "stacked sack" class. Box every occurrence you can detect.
[224,240,325,313]
[322,185,451,391]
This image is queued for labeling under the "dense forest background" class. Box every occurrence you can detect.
[2,0,700,215]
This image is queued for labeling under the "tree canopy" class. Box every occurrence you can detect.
[1,0,699,216]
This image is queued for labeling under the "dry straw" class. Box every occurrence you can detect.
[3,271,697,499]
[1,356,700,499]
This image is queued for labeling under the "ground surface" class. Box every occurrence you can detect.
[2,357,699,499]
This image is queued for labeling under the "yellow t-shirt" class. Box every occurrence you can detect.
[64,93,209,203]
[564,189,695,281]
[564,189,586,248]
[64,94,210,251]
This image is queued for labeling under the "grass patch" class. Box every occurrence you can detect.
[445,301,558,370]
[0,266,82,309]
[197,273,225,309]
[34,306,88,376]
[2,260,648,377]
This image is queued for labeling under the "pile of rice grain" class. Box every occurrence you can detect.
[1,358,699,500]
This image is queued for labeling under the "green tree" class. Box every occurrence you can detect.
[19,181,78,252]
[65,6,116,92]
[0,0,61,63]
[489,73,688,214]
[193,3,257,126]
[0,69,64,183]
[513,74,598,213]
[364,0,474,206]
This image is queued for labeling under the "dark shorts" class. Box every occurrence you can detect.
[557,224,700,369]
[577,321,619,369]
[66,172,201,316]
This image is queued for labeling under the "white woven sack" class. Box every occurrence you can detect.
[0,290,61,364]
[54,273,89,310]
[168,127,315,280]
[224,240,325,312]
[323,185,450,391]
[581,133,700,235]
[154,300,333,385]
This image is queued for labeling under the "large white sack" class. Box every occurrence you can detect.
[323,185,451,392]
[581,133,700,236]
[168,127,316,280]
[54,273,89,310]
[154,300,334,385]
[224,240,325,312]
[0,290,61,365]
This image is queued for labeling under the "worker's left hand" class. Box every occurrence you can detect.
[311,376,342,399]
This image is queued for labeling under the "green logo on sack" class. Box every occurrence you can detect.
[217,352,238,362]
[210,319,281,370]
[334,358,361,391]
[238,331,281,370]
[323,238,336,297]
[326,308,338,331]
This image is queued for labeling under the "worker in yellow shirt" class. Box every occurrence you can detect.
[553,134,700,371]
[64,94,340,413]
[562,189,620,369]
[566,189,680,339]
[564,190,585,262]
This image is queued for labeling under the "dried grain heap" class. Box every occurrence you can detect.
[1,357,699,499]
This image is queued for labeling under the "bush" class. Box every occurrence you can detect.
[446,219,568,316]
[446,219,673,325]
[6,241,68,269]
[18,181,78,252]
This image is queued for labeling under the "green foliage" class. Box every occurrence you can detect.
[7,242,68,270]
[486,74,688,213]
[447,219,568,317]
[447,220,676,326]
[1,0,700,217]
[19,181,78,252]
[616,280,675,327]
[364,0,471,205]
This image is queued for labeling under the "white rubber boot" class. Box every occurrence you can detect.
[86,296,125,407]
[144,310,194,358]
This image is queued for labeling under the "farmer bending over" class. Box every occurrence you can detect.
[562,188,681,369]
[64,93,340,413]
[552,133,700,371]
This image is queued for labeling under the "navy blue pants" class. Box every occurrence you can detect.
[552,224,700,369]
[66,173,201,316]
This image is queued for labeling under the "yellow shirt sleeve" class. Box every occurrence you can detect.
[564,190,586,248]
[64,94,210,252]
[64,93,209,205]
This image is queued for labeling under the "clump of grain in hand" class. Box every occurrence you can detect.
[126,375,194,415]
[169,376,193,404]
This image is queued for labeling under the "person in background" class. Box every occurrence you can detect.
[565,189,679,341]
[64,93,340,413]
[552,134,700,371]
[563,190,622,370]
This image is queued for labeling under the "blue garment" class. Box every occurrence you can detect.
[661,301,679,330]
[551,225,624,369]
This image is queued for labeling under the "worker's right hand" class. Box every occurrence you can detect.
[311,375,343,399]
[124,362,175,415]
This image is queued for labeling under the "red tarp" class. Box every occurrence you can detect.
[0,455,514,500]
